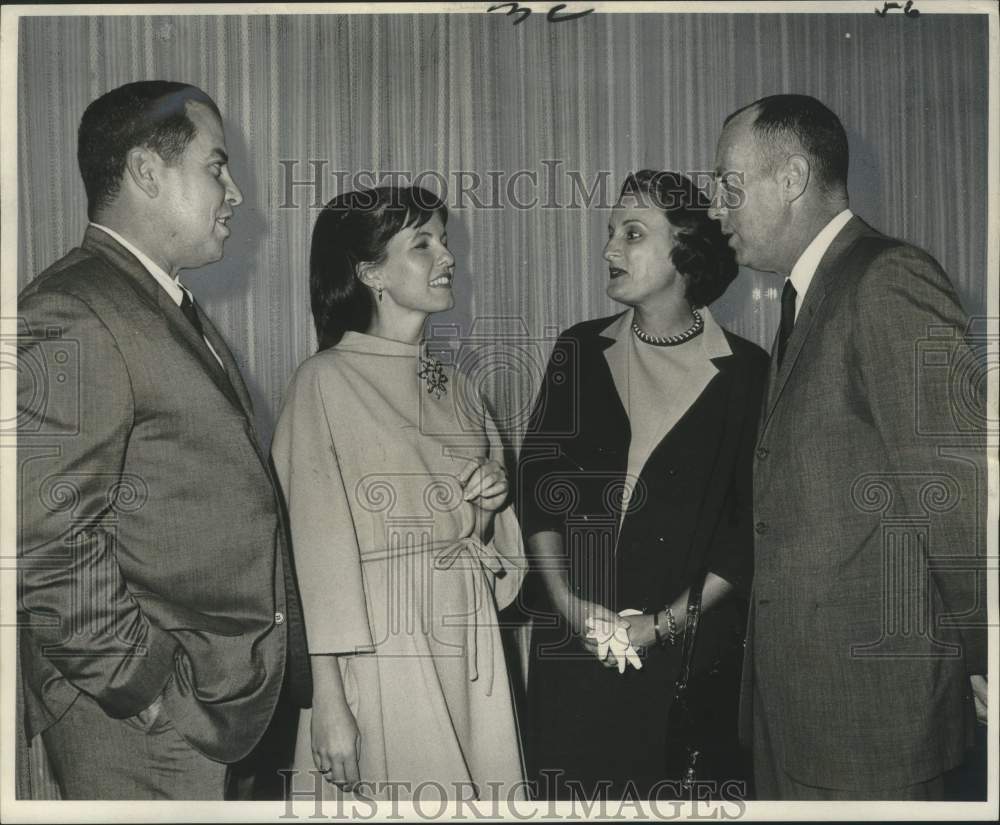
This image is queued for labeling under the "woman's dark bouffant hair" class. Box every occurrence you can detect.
[310,186,447,351]
[619,170,738,308]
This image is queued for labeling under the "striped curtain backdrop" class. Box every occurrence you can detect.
[14,10,989,799]
[17,11,989,446]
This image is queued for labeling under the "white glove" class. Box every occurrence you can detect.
[585,608,644,674]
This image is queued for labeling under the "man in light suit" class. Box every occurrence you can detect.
[17,81,311,799]
[709,94,988,799]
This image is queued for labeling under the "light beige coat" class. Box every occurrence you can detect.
[272,332,525,802]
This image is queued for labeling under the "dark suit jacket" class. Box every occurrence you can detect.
[745,215,987,790]
[17,226,311,764]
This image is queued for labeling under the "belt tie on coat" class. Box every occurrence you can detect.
[434,536,504,696]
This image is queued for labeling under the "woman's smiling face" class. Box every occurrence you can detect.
[371,211,456,315]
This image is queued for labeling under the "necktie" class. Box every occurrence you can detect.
[776,279,798,367]
[179,289,229,377]
[180,290,205,339]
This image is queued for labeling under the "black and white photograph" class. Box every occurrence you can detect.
[1,1,996,820]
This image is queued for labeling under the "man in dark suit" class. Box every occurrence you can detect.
[17,81,310,799]
[709,94,988,799]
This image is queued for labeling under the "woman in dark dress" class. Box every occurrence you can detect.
[519,170,768,800]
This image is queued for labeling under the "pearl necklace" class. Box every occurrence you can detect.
[631,310,704,347]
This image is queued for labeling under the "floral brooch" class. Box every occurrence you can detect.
[418,356,448,399]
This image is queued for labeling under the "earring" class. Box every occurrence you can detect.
[377,287,383,303]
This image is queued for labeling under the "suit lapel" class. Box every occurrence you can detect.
[624,310,732,480]
[584,319,631,527]
[618,348,740,549]
[596,313,632,438]
[641,351,736,474]
[154,288,250,416]
[82,226,250,420]
[600,312,632,422]
[761,216,877,430]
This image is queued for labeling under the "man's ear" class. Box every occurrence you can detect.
[124,146,160,199]
[781,154,811,203]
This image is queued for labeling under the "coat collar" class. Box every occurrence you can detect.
[599,305,735,412]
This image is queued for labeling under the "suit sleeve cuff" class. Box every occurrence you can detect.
[96,625,180,719]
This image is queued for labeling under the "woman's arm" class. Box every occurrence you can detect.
[626,572,735,650]
[702,572,735,613]
[529,529,625,656]
[270,363,376,789]
[528,529,573,619]
[309,654,360,790]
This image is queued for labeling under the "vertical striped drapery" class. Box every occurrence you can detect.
[17,11,989,446]
[13,10,990,800]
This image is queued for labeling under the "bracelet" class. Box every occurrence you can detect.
[663,605,678,646]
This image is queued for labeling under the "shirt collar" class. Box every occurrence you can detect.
[89,223,187,306]
[788,209,853,316]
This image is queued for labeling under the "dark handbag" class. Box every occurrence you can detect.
[663,571,746,795]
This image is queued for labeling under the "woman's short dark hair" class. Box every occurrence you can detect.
[310,186,447,350]
[78,81,220,220]
[618,170,738,308]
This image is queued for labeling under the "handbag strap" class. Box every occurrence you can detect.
[673,569,707,693]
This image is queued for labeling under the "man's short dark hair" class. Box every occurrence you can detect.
[78,81,221,219]
[725,94,849,192]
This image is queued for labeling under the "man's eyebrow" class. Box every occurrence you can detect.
[208,148,229,164]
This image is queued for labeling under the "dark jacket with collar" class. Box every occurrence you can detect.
[519,311,767,611]
[517,311,767,793]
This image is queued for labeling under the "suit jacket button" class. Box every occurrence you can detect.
[274,612,285,625]
[667,468,677,476]
[754,521,768,535]
[756,447,769,460]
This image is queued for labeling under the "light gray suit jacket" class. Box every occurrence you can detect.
[17,226,311,764]
[743,216,987,790]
